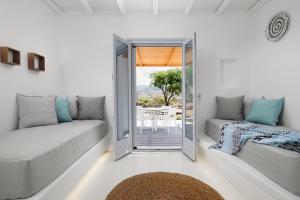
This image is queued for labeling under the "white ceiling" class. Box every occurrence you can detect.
[45,0,270,15]
[90,0,119,12]
[226,0,259,11]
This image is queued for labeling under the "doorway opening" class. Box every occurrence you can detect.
[113,34,197,161]
[133,46,183,150]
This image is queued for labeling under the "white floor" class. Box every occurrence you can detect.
[66,151,249,200]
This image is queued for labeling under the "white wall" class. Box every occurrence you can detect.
[0,0,297,140]
[1,0,297,138]
[0,0,62,133]
[248,0,300,129]
[58,13,251,134]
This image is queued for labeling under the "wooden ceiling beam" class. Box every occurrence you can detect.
[166,47,176,66]
[137,64,179,67]
[153,0,159,16]
[115,0,127,15]
[216,0,232,15]
[185,0,195,15]
[80,0,94,15]
[44,0,63,15]
[135,47,181,67]
[136,48,143,67]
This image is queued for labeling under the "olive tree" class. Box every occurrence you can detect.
[150,69,182,106]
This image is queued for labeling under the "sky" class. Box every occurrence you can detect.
[136,67,181,86]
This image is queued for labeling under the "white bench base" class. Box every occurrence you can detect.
[198,135,300,200]
[24,133,112,200]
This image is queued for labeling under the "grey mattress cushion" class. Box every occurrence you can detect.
[68,96,79,119]
[17,94,58,129]
[205,119,236,141]
[216,96,245,120]
[78,96,105,120]
[205,119,300,196]
[0,120,107,200]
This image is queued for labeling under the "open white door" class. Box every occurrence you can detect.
[182,33,197,161]
[113,34,132,160]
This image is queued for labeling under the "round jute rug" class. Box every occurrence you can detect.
[106,172,224,200]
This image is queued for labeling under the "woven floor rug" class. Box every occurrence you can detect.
[106,172,224,200]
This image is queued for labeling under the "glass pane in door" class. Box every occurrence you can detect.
[184,40,194,142]
[113,35,132,160]
[116,40,130,141]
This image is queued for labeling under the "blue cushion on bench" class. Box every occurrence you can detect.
[56,96,72,123]
[245,98,284,126]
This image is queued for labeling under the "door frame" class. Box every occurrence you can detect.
[182,34,197,161]
[129,38,186,149]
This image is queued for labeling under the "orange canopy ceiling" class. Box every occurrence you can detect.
[136,47,182,67]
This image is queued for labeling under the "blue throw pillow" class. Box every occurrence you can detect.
[245,98,284,126]
[56,96,72,123]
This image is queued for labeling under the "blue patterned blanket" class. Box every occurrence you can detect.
[211,121,300,154]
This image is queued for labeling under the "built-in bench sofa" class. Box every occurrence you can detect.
[205,98,300,198]
[0,120,108,200]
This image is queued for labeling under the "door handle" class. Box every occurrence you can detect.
[123,130,130,138]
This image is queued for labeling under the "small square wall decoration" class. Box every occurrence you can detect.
[0,47,21,65]
[28,53,45,72]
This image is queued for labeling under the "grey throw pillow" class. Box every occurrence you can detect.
[216,96,245,120]
[77,96,105,120]
[17,94,58,129]
[68,96,79,119]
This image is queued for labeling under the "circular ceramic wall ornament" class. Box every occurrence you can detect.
[265,11,290,42]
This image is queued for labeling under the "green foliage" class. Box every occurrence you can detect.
[137,95,178,107]
[150,69,182,106]
[185,66,193,102]
[137,96,153,107]
[137,95,164,107]
[176,115,182,120]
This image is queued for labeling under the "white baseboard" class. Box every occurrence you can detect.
[199,136,300,200]
[25,133,112,200]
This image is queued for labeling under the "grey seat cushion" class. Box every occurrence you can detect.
[0,120,107,200]
[78,96,105,120]
[205,119,300,196]
[17,94,58,129]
